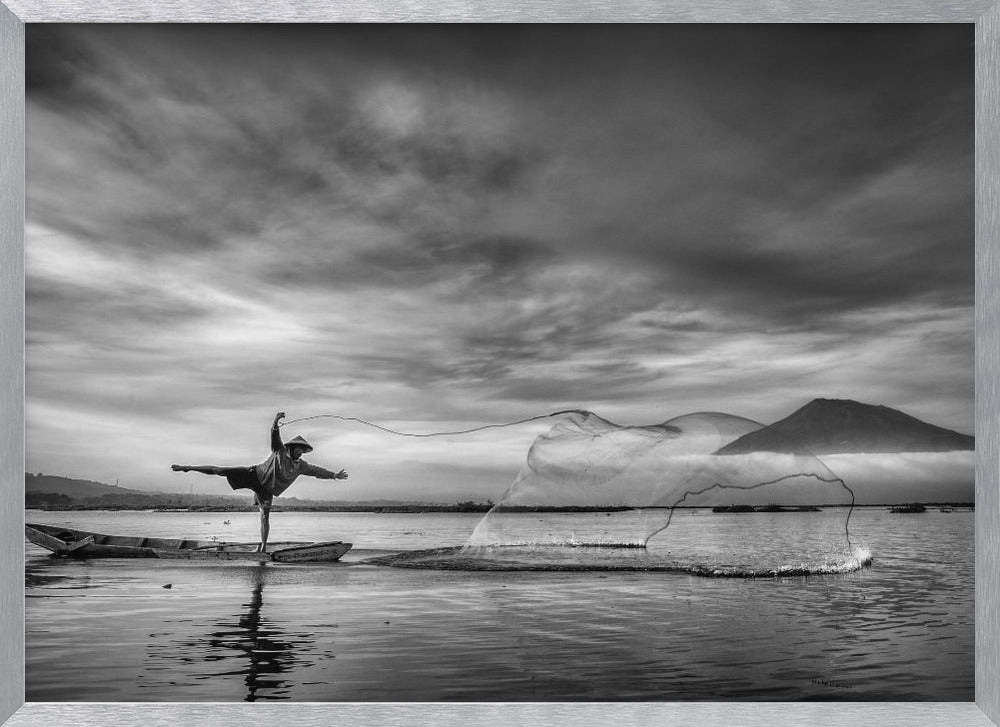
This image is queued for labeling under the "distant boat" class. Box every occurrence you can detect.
[889,503,927,514]
[223,520,231,525]
[25,523,351,563]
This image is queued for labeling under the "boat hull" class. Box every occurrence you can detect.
[26,523,352,563]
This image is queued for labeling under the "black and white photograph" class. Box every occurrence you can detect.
[24,24,974,702]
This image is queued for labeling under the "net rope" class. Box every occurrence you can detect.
[278,410,587,437]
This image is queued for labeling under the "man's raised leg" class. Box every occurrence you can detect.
[171,465,224,475]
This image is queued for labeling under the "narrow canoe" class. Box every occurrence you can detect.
[25,523,352,563]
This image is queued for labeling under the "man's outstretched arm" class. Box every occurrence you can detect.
[271,411,285,452]
[299,462,348,480]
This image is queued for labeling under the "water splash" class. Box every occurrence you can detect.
[365,543,874,577]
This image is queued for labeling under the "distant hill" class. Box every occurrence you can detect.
[26,473,151,499]
[25,473,246,510]
[715,399,974,455]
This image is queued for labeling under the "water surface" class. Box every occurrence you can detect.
[25,508,973,701]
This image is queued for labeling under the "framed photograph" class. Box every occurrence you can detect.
[2,3,999,727]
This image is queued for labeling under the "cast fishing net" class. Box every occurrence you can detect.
[283,410,871,575]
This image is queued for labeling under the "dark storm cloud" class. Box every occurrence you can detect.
[25,25,974,496]
[271,232,553,292]
[25,25,102,99]
[475,24,975,328]
[490,362,665,407]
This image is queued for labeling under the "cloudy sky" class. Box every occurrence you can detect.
[26,25,974,502]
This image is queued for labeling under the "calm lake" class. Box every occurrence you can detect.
[24,507,973,701]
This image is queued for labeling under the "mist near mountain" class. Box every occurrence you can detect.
[820,451,974,504]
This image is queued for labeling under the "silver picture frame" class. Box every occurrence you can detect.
[1,2,997,726]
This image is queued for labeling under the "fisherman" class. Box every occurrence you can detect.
[172,411,348,552]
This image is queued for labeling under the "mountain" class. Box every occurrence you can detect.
[715,398,974,455]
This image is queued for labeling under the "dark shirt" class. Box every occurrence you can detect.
[253,424,340,496]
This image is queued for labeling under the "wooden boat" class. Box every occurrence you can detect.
[889,503,927,514]
[25,523,352,563]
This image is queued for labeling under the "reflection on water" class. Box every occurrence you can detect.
[142,564,330,701]
[25,557,91,590]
